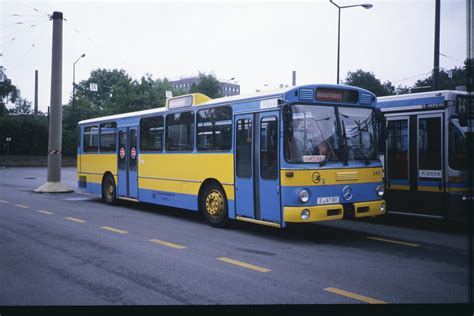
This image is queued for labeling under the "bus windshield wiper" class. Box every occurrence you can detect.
[312,117,336,167]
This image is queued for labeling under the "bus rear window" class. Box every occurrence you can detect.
[83,126,99,152]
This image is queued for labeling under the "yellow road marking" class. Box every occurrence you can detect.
[149,239,186,250]
[366,236,420,247]
[16,204,30,209]
[37,210,54,215]
[324,287,386,304]
[101,226,128,234]
[217,257,271,273]
[0,199,9,204]
[65,217,86,223]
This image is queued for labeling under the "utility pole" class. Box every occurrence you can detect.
[292,71,296,86]
[34,70,38,115]
[433,0,441,90]
[35,11,72,193]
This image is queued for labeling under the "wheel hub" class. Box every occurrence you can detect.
[206,190,224,218]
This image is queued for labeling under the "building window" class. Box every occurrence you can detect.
[166,111,194,151]
[100,122,117,152]
[197,107,232,151]
[141,116,164,152]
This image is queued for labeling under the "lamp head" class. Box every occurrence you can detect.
[361,4,373,9]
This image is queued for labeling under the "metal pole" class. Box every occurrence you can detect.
[34,70,38,115]
[337,7,341,84]
[72,63,75,112]
[47,11,63,183]
[292,70,296,86]
[433,0,441,90]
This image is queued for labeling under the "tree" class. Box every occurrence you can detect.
[343,70,395,96]
[189,72,223,98]
[0,76,20,117]
[412,59,471,92]
[9,96,32,115]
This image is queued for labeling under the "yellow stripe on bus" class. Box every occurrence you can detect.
[280,167,382,187]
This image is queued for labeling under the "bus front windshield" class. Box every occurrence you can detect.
[285,104,377,164]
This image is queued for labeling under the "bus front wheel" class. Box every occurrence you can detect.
[200,183,229,228]
[102,174,117,205]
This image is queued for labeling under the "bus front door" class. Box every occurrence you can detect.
[117,127,139,199]
[234,112,281,225]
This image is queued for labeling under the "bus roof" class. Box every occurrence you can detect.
[377,90,471,112]
[78,84,375,125]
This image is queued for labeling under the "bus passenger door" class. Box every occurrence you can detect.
[117,127,139,199]
[257,112,280,223]
[234,115,255,218]
[234,112,281,224]
[415,114,444,215]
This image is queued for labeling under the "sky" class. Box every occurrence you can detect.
[0,0,468,113]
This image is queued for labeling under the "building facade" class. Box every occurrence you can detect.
[170,77,240,97]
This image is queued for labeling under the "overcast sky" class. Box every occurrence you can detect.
[1,0,468,113]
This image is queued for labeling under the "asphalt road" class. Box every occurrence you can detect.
[0,167,470,306]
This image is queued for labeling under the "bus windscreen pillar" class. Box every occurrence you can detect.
[35,11,73,193]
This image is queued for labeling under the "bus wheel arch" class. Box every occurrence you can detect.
[198,179,229,228]
[101,172,117,205]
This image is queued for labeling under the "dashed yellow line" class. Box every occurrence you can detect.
[149,239,186,250]
[366,236,420,247]
[100,226,128,234]
[16,204,30,209]
[324,287,386,304]
[217,257,271,273]
[37,210,54,215]
[65,217,86,223]
[0,199,9,204]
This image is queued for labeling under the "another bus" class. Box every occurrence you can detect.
[77,84,386,228]
[377,90,472,220]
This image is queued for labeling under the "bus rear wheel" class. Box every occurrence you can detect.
[102,174,117,205]
[200,183,229,228]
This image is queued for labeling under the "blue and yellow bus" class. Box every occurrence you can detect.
[77,84,386,228]
[377,90,472,220]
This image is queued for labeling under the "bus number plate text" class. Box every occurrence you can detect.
[317,196,339,205]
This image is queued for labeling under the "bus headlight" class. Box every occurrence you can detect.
[380,202,386,213]
[301,209,310,221]
[376,185,384,197]
[298,189,310,203]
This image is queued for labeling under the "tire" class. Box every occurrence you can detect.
[200,183,229,228]
[102,174,117,205]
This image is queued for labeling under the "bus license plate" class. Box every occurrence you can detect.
[317,196,339,205]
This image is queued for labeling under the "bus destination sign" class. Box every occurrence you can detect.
[315,88,359,104]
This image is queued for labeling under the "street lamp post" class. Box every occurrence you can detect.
[72,53,86,112]
[329,1,373,84]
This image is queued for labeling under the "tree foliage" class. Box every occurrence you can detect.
[189,72,223,98]
[412,59,471,92]
[343,70,396,96]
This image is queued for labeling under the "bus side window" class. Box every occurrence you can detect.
[260,116,278,180]
[100,122,117,152]
[83,125,99,152]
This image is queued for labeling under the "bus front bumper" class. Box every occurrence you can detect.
[283,200,386,223]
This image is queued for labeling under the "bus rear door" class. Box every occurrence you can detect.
[234,112,281,225]
[117,127,139,199]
